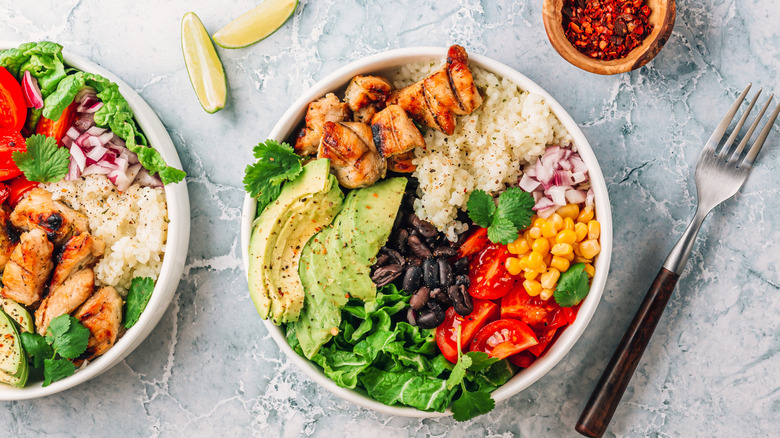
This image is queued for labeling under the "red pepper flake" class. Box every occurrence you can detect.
[562,0,654,61]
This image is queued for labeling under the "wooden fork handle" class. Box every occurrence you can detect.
[575,268,680,438]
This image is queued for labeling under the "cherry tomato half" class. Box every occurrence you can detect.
[0,128,26,181]
[36,101,77,146]
[508,351,536,368]
[436,299,500,363]
[457,227,488,259]
[7,176,37,207]
[501,283,570,331]
[471,319,539,360]
[527,327,558,357]
[0,67,26,131]
[468,243,517,300]
[0,182,10,205]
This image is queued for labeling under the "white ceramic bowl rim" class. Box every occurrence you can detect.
[0,42,190,401]
[241,46,613,418]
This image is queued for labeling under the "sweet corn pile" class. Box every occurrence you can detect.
[506,203,601,301]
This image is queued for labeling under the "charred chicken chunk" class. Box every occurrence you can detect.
[0,208,19,272]
[10,188,89,245]
[344,75,394,123]
[0,229,55,306]
[318,121,386,189]
[387,149,417,173]
[35,268,95,335]
[387,81,446,134]
[74,286,123,361]
[295,93,352,156]
[370,105,425,158]
[446,44,483,114]
[50,233,105,289]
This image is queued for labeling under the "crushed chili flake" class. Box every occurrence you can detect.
[562,0,653,60]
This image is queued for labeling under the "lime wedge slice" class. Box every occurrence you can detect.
[181,12,227,114]
[212,0,298,49]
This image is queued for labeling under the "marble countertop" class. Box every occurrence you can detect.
[1,0,779,436]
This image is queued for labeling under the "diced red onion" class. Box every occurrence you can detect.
[565,189,587,204]
[83,101,104,114]
[66,127,80,140]
[22,71,44,109]
[86,145,108,161]
[586,188,595,207]
[532,196,555,211]
[70,145,87,171]
[74,113,95,131]
[82,163,113,176]
[547,186,568,206]
[65,159,80,181]
[572,171,588,184]
[86,126,107,136]
[62,136,74,148]
[538,206,557,219]
[519,173,541,192]
[135,168,163,188]
[97,131,114,145]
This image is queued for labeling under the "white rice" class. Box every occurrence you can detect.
[41,175,168,293]
[392,63,572,239]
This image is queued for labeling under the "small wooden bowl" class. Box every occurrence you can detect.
[543,0,676,75]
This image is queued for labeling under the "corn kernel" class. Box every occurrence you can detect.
[543,252,553,266]
[584,263,596,278]
[557,203,580,219]
[556,229,577,245]
[574,243,583,257]
[540,288,555,301]
[523,279,542,296]
[524,268,540,281]
[508,238,530,255]
[578,205,594,223]
[562,251,575,262]
[580,239,601,259]
[540,268,561,289]
[551,243,573,257]
[533,217,547,228]
[540,221,556,238]
[529,227,542,239]
[549,213,564,232]
[550,256,570,272]
[573,255,592,264]
[505,257,523,275]
[564,217,575,231]
[532,238,550,256]
[574,222,588,242]
[588,220,601,240]
[519,255,530,270]
[527,251,544,269]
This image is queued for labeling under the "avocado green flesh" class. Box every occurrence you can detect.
[0,309,28,387]
[247,159,344,324]
[294,177,407,358]
[1,298,34,333]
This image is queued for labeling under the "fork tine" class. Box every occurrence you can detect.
[701,83,752,158]
[742,101,780,166]
[731,95,773,164]
[718,89,761,158]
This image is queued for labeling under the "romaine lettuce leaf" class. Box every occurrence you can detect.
[0,41,66,97]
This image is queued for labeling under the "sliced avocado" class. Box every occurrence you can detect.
[1,298,34,333]
[0,309,28,387]
[247,159,344,324]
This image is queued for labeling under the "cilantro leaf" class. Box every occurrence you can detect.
[43,358,75,386]
[466,190,495,228]
[451,387,496,422]
[20,332,53,369]
[45,315,90,359]
[463,351,499,373]
[554,263,590,307]
[495,187,535,230]
[12,134,70,183]
[487,216,517,244]
[446,353,473,389]
[123,276,155,329]
[243,140,303,212]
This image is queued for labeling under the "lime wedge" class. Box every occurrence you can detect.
[181,12,227,114]
[212,0,298,49]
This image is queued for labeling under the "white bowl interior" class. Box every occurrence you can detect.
[240,47,612,417]
[0,43,190,400]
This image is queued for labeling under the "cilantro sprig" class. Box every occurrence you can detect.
[554,263,590,307]
[447,326,500,421]
[123,276,155,329]
[243,140,303,213]
[12,134,70,183]
[19,314,90,386]
[467,188,535,244]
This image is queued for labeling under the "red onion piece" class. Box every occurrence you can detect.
[65,159,80,181]
[532,196,555,211]
[83,102,104,114]
[86,145,108,161]
[70,145,87,171]
[519,173,540,192]
[565,189,587,204]
[22,71,44,109]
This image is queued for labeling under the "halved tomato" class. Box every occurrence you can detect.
[527,327,558,357]
[0,67,25,131]
[501,283,570,330]
[0,128,26,181]
[36,101,77,146]
[468,243,517,300]
[508,351,535,368]
[471,319,539,360]
[457,227,488,258]
[7,176,37,207]
[0,182,9,205]
[435,299,500,363]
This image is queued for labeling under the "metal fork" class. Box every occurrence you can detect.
[575,84,780,438]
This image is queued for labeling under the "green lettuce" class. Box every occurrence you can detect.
[0,41,66,97]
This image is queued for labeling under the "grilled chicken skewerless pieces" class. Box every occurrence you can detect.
[50,233,105,289]
[74,286,123,361]
[0,208,19,272]
[35,269,95,335]
[371,105,425,158]
[11,188,89,245]
[344,75,394,124]
[295,93,352,156]
[0,229,54,306]
[387,150,417,173]
[318,121,386,189]
[446,44,483,114]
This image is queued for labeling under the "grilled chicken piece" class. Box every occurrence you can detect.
[74,286,123,361]
[387,81,447,134]
[0,229,55,306]
[344,75,394,123]
[0,208,19,272]
[370,105,425,158]
[387,149,417,173]
[10,188,89,245]
[35,269,95,335]
[446,45,483,114]
[318,121,386,189]
[295,93,352,156]
[422,69,466,115]
[50,233,105,289]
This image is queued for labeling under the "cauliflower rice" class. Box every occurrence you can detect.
[42,175,168,293]
[392,63,572,239]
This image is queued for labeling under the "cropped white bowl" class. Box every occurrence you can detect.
[241,47,612,417]
[0,44,190,400]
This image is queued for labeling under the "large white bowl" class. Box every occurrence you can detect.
[240,47,612,417]
[0,43,190,400]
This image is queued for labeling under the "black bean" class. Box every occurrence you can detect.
[406,256,422,267]
[438,258,453,289]
[417,301,446,329]
[410,286,430,310]
[448,284,474,316]
[455,274,470,287]
[393,228,409,252]
[384,248,405,266]
[408,234,432,259]
[371,264,404,287]
[433,246,457,258]
[375,253,390,267]
[453,257,469,274]
[406,308,418,326]
[402,265,423,293]
[411,215,437,238]
[430,287,452,306]
[422,258,440,288]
